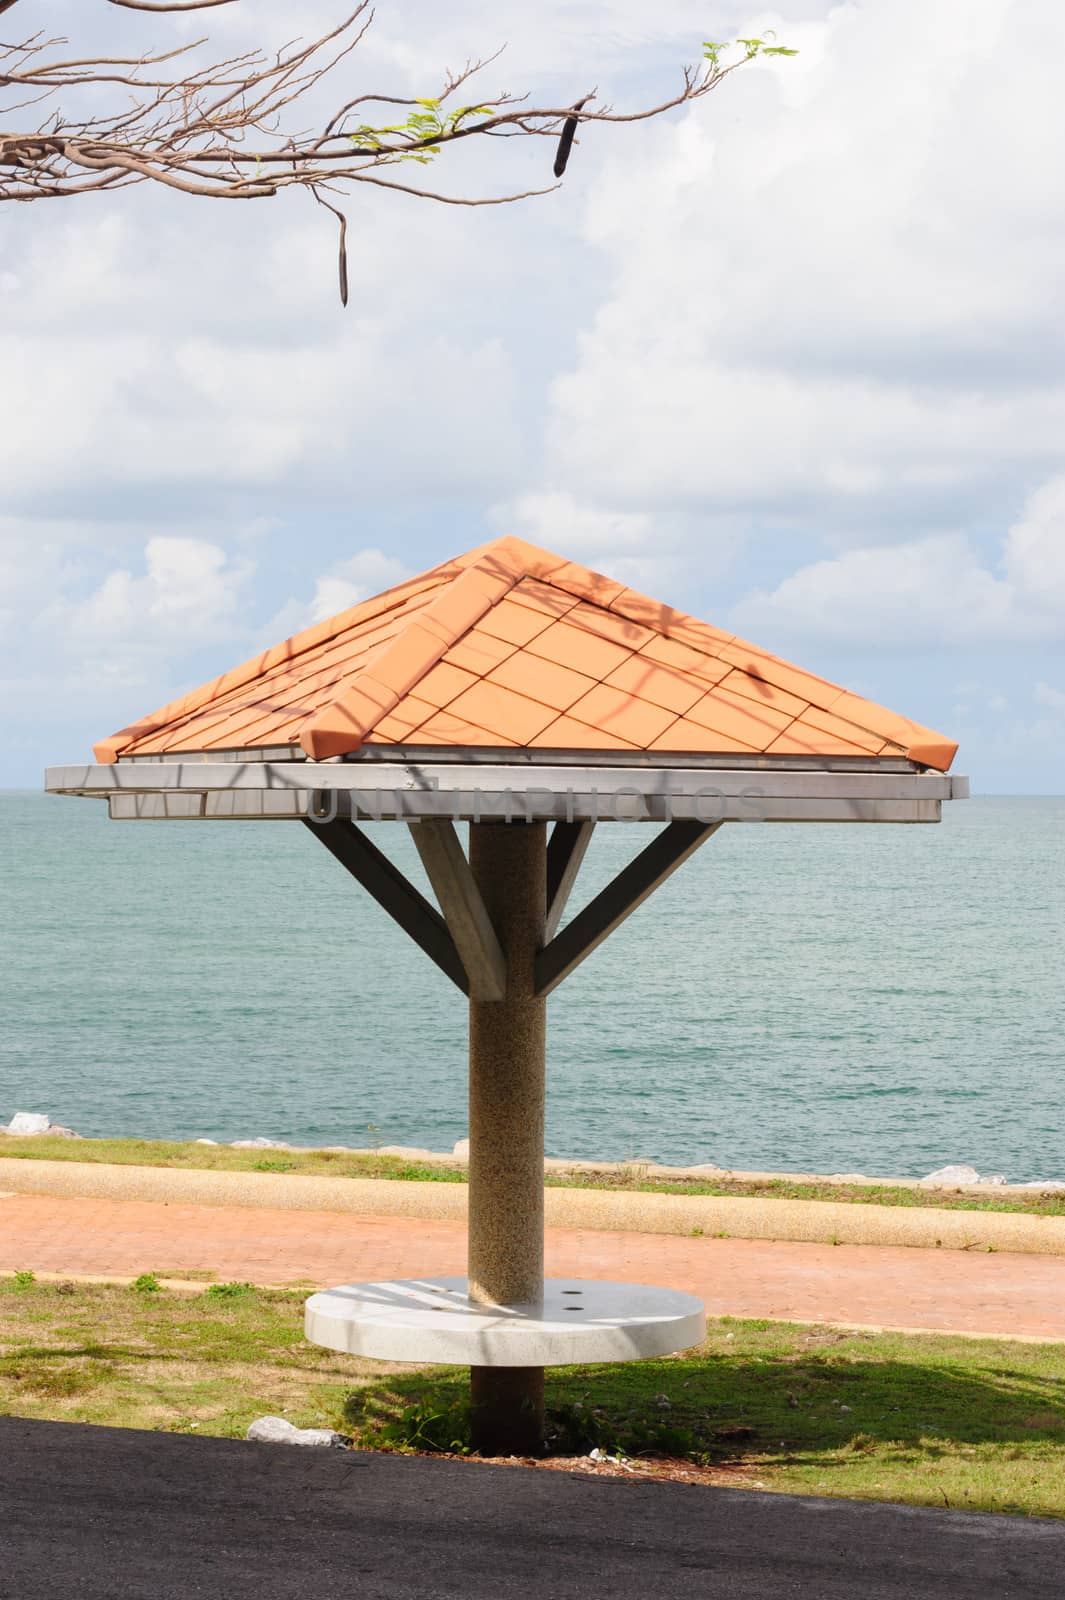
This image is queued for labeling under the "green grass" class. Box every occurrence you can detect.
[2,1134,1064,1216]
[2,1274,1064,1517]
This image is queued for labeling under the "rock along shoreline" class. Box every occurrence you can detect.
[2,1110,1064,1194]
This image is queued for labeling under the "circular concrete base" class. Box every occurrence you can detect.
[304,1277,706,1367]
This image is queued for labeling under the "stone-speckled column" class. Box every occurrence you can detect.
[467,820,546,1456]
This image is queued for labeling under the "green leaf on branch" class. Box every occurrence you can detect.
[703,33,798,69]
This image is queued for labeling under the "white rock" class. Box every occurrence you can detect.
[5,1112,52,1136]
[587,1447,633,1471]
[452,1138,470,1160]
[246,1416,344,1448]
[46,1125,81,1140]
[231,1138,292,1150]
[194,1139,219,1146]
[919,1165,982,1186]
[1016,1180,1065,1191]
[981,1174,1008,1186]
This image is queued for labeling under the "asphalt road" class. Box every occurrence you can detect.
[2,1418,1063,1599]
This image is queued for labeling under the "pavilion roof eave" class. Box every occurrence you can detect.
[108,744,925,773]
[44,757,969,826]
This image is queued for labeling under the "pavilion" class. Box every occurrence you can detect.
[47,535,964,1453]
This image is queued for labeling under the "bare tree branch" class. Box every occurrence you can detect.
[106,0,238,12]
[1,4,793,298]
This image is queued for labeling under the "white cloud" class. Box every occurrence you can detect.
[495,491,748,598]
[305,548,412,623]
[527,0,1065,531]
[0,316,522,511]
[730,475,1065,647]
[1035,682,1065,713]
[264,548,413,639]
[499,491,652,552]
[1002,478,1065,614]
[44,537,253,689]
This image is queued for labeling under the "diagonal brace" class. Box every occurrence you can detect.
[408,819,507,1002]
[303,817,468,995]
[535,820,723,997]
[545,819,595,939]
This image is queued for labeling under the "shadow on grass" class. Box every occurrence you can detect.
[340,1345,1065,1464]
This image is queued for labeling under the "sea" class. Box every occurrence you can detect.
[2,791,1062,1182]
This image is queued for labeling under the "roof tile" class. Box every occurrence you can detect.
[487,652,597,712]
[525,619,633,680]
[477,598,556,648]
[604,656,706,716]
[683,686,794,745]
[567,683,678,746]
[828,691,958,768]
[766,726,874,758]
[356,623,446,701]
[637,635,730,684]
[609,589,734,653]
[460,535,565,585]
[415,658,480,710]
[507,577,580,621]
[303,680,395,759]
[411,709,519,746]
[715,638,844,713]
[363,695,438,742]
[565,602,657,651]
[411,566,502,648]
[548,562,628,608]
[442,628,518,675]
[529,714,640,750]
[796,704,898,756]
[446,680,560,744]
[650,719,758,753]
[716,667,810,720]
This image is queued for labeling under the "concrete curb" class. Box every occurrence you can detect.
[544,1185,1065,1255]
[3,1158,1065,1255]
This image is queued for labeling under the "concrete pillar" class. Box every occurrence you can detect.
[467,820,546,1455]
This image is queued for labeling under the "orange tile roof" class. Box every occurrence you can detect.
[94,536,958,771]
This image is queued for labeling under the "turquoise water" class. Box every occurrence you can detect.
[1,791,1062,1180]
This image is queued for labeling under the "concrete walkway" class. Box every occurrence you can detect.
[2,1190,1064,1340]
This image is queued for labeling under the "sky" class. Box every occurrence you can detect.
[2,0,1063,791]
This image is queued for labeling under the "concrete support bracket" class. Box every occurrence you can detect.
[409,818,507,1002]
[545,819,595,939]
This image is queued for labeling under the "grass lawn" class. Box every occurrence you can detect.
[3,1134,1064,1216]
[2,1273,1064,1518]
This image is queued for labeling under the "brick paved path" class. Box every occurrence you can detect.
[2,1191,1063,1340]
